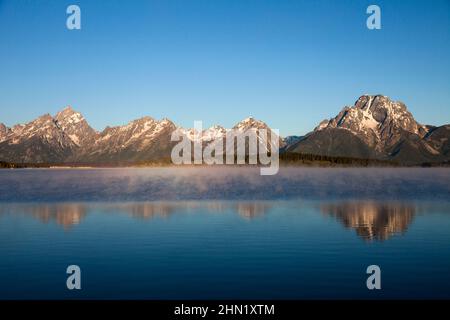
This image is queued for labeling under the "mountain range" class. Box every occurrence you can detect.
[0,94,449,165]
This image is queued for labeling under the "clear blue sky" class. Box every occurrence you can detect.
[0,0,449,136]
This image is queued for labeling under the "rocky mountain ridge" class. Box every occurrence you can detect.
[1,95,449,165]
[286,95,450,164]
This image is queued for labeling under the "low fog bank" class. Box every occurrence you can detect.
[0,167,449,202]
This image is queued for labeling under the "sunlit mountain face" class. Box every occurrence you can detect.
[1,95,449,166]
[320,201,416,241]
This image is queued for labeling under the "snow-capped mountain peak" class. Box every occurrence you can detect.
[83,116,177,158]
[202,125,227,141]
[55,106,85,128]
[179,117,274,143]
[177,125,227,142]
[314,95,428,149]
[53,106,96,147]
[233,117,269,131]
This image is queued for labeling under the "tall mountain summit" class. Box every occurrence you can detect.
[54,106,97,148]
[286,95,450,164]
[0,109,79,163]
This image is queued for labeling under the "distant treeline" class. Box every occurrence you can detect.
[1,154,449,168]
[0,161,26,168]
[0,160,174,168]
[279,152,399,167]
[280,152,450,167]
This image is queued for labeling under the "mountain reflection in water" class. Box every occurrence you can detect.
[0,201,421,241]
[0,203,88,230]
[0,201,271,229]
[321,201,416,241]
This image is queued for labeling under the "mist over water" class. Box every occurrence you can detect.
[1,167,449,299]
[1,167,449,201]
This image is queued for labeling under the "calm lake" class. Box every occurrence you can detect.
[0,167,449,299]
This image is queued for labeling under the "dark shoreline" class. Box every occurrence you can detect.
[1,160,449,169]
[2,152,450,169]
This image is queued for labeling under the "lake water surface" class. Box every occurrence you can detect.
[0,167,449,299]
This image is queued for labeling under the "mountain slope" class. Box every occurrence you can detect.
[0,123,8,143]
[0,113,78,163]
[287,95,448,164]
[425,125,450,157]
[292,128,378,159]
[74,117,177,163]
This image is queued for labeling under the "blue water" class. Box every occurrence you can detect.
[0,168,449,299]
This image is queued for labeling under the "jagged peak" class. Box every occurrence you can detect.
[207,124,226,130]
[36,113,53,121]
[314,119,330,131]
[54,106,85,125]
[239,116,262,124]
[128,116,175,128]
[233,116,268,130]
[159,118,175,126]
[56,105,80,116]
[359,94,388,100]
[354,94,409,113]
[108,116,155,130]
[110,116,176,133]
[59,106,79,114]
[131,116,155,123]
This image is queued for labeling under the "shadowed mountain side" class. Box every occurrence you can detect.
[287,128,378,159]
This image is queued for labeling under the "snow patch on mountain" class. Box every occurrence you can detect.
[314,95,429,150]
